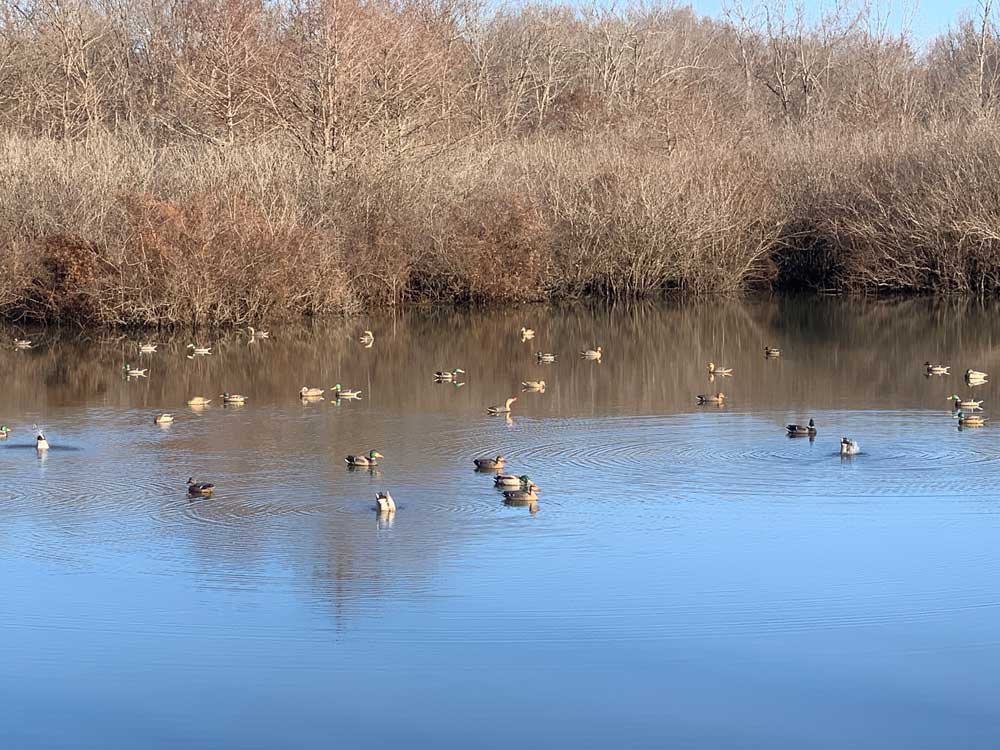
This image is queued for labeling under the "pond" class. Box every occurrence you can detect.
[1,298,998,748]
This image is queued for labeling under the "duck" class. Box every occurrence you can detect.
[331,384,362,399]
[521,380,546,391]
[580,346,603,360]
[186,344,212,356]
[154,413,174,424]
[220,392,248,404]
[840,437,860,456]
[359,330,375,347]
[123,364,148,377]
[247,326,269,339]
[786,418,816,436]
[186,396,212,406]
[495,474,530,488]
[949,395,983,410]
[36,432,49,451]
[965,368,989,381]
[345,450,383,467]
[924,361,950,375]
[487,397,517,415]
[0,424,10,438]
[375,491,396,513]
[503,482,540,503]
[187,477,214,496]
[956,411,987,427]
[764,346,781,358]
[696,392,726,404]
[535,352,557,363]
[299,387,324,398]
[13,338,32,350]
[520,327,536,340]
[707,362,733,375]
[473,454,506,470]
[434,368,465,382]
[138,343,158,353]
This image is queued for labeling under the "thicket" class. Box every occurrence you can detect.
[3,0,1000,326]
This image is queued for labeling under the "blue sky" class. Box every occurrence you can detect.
[689,1,976,43]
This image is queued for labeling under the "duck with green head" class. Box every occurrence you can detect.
[346,450,383,467]
[949,394,983,410]
[0,424,10,438]
[434,368,465,382]
[495,474,530,488]
[332,384,362,399]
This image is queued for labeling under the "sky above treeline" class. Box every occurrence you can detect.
[688,1,975,44]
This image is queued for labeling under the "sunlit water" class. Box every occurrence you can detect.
[1,299,999,748]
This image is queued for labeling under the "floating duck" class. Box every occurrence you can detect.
[535,352,557,363]
[139,343,158,353]
[247,326,269,339]
[786,418,816,436]
[13,338,32,350]
[580,346,603,360]
[487,397,517,415]
[965,368,989,381]
[520,327,535,340]
[36,432,49,451]
[495,474,530,488]
[186,396,212,406]
[220,392,248,404]
[434,368,465,382]
[956,411,986,427]
[503,482,540,503]
[345,450,383,467]
[707,362,733,375]
[331,384,362,399]
[123,364,148,377]
[949,395,983,410]
[696,392,726,404]
[187,477,214,496]
[473,454,506,470]
[765,346,781,358]
[840,437,860,456]
[359,330,375,347]
[521,380,546,391]
[375,492,396,513]
[299,387,324,398]
[186,344,212,356]
[0,424,10,438]
[154,413,174,424]
[924,361,950,375]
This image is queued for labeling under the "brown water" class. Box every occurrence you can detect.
[1,298,999,748]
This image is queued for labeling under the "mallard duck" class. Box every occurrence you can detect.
[786,418,816,436]
[186,344,212,356]
[139,343,158,353]
[0,424,10,438]
[123,364,148,377]
[765,346,781,358]
[359,330,375,346]
[840,437,860,456]
[924,361,950,375]
[187,477,214,496]
[956,411,987,427]
[503,483,540,503]
[495,474,530,488]
[535,352,557,363]
[487,397,517,415]
[520,327,535,340]
[580,346,603,360]
[186,396,212,406]
[707,362,733,375]
[154,413,174,424]
[13,338,32,350]
[345,450,383,467]
[965,368,989,381]
[473,454,506,470]
[247,326,269,339]
[949,395,983,410]
[331,384,362,399]
[36,432,49,451]
[521,380,546,391]
[375,491,396,513]
[299,387,324,398]
[434,368,465,382]
[696,392,726,404]
[220,392,247,404]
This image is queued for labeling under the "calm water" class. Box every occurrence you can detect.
[1,298,998,748]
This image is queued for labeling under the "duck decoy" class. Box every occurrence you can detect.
[924,362,950,375]
[696,392,726,404]
[580,346,603,360]
[520,327,535,340]
[949,395,983,410]
[359,330,375,347]
[487,397,517,415]
[331,384,362,399]
[521,380,546,391]
[154,413,174,424]
[187,477,215,496]
[345,450,383,467]
[535,352,557,363]
[503,482,540,504]
[434,368,465,382]
[186,396,212,406]
[473,454,506,471]
[186,344,212,356]
[220,392,248,404]
[247,326,269,339]
[765,346,781,358]
[495,474,530,488]
[956,411,987,427]
[965,368,989,381]
[13,338,32,350]
[375,491,396,513]
[840,437,860,456]
[707,362,733,375]
[786,418,816,436]
[299,387,324,398]
[139,343,158,353]
[0,424,10,438]
[123,364,148,377]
